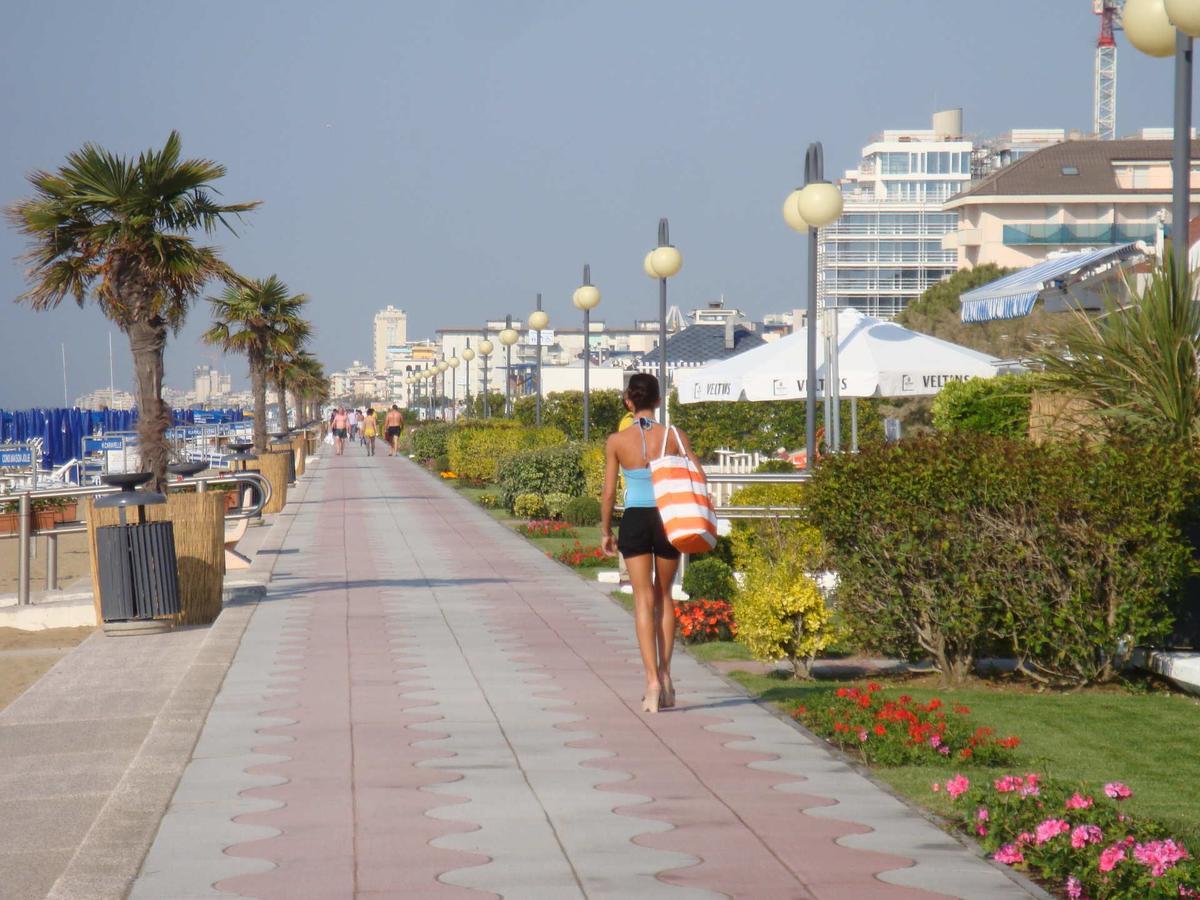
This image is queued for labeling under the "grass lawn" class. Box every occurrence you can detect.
[727,669,1200,844]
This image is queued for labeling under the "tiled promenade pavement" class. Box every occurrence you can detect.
[132,452,1036,899]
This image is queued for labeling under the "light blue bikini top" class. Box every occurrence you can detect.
[622,418,658,508]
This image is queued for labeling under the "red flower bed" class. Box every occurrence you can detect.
[551,542,610,568]
[518,519,578,539]
[793,685,1021,767]
[674,599,736,643]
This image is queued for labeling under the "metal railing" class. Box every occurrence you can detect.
[3,470,272,607]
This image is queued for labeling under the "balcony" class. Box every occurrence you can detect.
[1002,223,1157,246]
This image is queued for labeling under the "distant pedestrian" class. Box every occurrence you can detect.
[348,408,359,443]
[331,406,348,456]
[362,407,377,455]
[600,373,701,714]
[385,405,405,456]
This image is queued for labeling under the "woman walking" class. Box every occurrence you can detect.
[600,373,701,713]
[362,407,378,456]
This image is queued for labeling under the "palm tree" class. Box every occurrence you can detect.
[8,132,258,488]
[1036,255,1200,443]
[204,276,308,452]
[265,321,312,434]
[286,351,327,425]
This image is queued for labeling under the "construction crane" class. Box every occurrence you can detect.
[1094,0,1125,140]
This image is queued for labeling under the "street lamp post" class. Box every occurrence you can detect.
[447,357,460,423]
[573,266,601,440]
[644,219,682,425]
[478,333,494,419]
[498,316,519,417]
[1126,0,1198,287]
[528,294,549,426]
[783,141,845,470]
[461,341,475,418]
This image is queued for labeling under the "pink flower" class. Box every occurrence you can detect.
[945,774,970,799]
[976,824,987,837]
[857,729,869,742]
[993,844,1024,865]
[1098,844,1127,873]
[1104,782,1132,800]
[1066,876,1084,900]
[1071,825,1103,849]
[1133,839,1190,877]
[994,775,1022,793]
[1019,774,1041,798]
[1065,793,1094,810]
[929,734,942,748]
[1035,818,1071,845]
[931,781,941,793]
[938,745,950,755]
[976,807,989,822]
[1017,831,1035,845]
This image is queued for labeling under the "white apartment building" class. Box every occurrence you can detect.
[372,306,408,373]
[192,365,232,404]
[74,388,135,410]
[819,110,972,319]
[943,135,1200,270]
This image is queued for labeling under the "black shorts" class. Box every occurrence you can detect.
[618,507,680,560]
[386,426,401,439]
[333,428,347,439]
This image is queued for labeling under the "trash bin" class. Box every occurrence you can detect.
[94,473,181,625]
[271,433,296,484]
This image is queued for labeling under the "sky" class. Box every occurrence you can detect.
[0,0,1194,407]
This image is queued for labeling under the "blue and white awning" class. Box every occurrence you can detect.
[959,243,1143,324]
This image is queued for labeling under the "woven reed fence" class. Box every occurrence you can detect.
[85,491,225,626]
[1029,391,1099,444]
[246,449,290,514]
[292,436,306,477]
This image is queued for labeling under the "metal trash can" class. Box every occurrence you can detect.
[95,473,181,625]
[271,433,296,485]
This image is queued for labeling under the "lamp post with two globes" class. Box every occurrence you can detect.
[498,315,520,417]
[643,219,682,425]
[1124,0,1200,287]
[447,356,460,422]
[573,266,601,440]
[783,141,845,470]
[528,294,549,426]
[478,332,495,419]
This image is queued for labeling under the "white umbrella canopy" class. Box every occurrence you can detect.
[676,309,1004,404]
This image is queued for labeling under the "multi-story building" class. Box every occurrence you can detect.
[191,365,231,404]
[819,109,972,319]
[943,135,1200,270]
[384,340,439,408]
[74,388,135,410]
[373,306,408,373]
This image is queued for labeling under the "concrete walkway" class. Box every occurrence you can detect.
[127,452,1035,900]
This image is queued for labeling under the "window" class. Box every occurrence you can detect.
[880,152,911,174]
[1061,166,1080,176]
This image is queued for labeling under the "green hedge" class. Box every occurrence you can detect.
[447,422,566,482]
[669,391,884,457]
[497,444,586,510]
[804,433,1198,685]
[411,423,455,464]
[513,390,625,440]
[930,373,1036,439]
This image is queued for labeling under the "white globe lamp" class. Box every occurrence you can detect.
[782,189,809,232]
[572,284,601,310]
[528,309,549,330]
[461,347,476,362]
[1166,0,1200,36]
[1126,0,1179,56]
[796,182,844,227]
[498,328,519,347]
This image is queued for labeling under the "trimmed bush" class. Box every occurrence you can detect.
[411,422,455,464]
[682,556,736,601]
[512,493,546,519]
[931,373,1036,439]
[580,443,606,498]
[544,492,573,520]
[563,496,601,527]
[496,443,585,511]
[805,433,1198,685]
[514,390,626,440]
[727,482,810,569]
[755,458,796,473]
[477,492,499,509]
[448,422,566,483]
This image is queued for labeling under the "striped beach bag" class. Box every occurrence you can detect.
[649,426,718,555]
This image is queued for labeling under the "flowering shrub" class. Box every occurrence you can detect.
[940,773,1199,897]
[551,542,610,568]
[793,685,1021,767]
[674,599,736,643]
[517,519,578,539]
[439,470,457,479]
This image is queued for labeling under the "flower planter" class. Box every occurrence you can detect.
[55,501,79,524]
[32,510,57,531]
[0,513,17,535]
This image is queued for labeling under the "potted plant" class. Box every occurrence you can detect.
[0,501,17,535]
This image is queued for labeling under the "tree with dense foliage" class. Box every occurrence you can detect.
[287,351,328,425]
[204,276,309,452]
[265,319,313,433]
[8,132,258,488]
